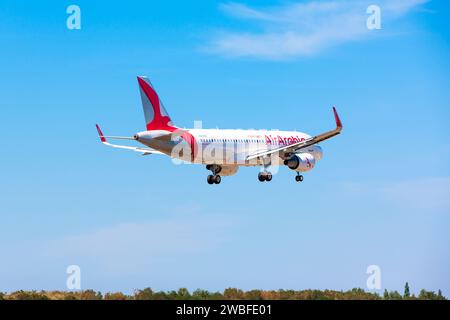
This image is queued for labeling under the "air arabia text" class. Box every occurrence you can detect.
[265,135,305,145]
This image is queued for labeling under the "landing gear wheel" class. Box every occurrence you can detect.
[258,172,266,182]
[258,172,272,182]
[295,175,304,182]
[207,165,223,185]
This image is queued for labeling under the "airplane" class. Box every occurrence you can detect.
[96,76,342,184]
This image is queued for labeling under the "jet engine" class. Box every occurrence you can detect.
[283,153,316,172]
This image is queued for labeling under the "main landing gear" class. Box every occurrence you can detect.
[258,171,272,182]
[258,160,272,182]
[295,173,304,182]
[206,164,222,185]
[207,174,221,185]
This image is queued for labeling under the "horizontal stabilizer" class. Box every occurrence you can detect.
[95,124,164,155]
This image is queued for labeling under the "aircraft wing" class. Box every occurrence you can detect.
[95,124,164,156]
[246,107,343,161]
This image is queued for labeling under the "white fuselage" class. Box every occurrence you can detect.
[136,128,323,167]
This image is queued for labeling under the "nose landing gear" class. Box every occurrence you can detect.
[295,173,304,182]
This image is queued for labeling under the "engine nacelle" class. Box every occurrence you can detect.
[284,153,316,172]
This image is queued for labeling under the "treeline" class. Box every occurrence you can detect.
[0,285,446,300]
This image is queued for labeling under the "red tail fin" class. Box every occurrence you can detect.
[137,76,176,131]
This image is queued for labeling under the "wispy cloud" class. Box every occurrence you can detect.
[206,0,429,59]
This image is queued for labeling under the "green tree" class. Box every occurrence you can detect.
[437,289,446,300]
[151,290,169,300]
[104,292,128,300]
[404,282,410,299]
[80,289,102,300]
[134,288,154,300]
[418,289,444,300]
[388,290,403,300]
[64,293,78,300]
[192,289,211,300]
[224,288,244,300]
[277,289,296,300]
[244,290,263,300]
[177,288,191,300]
[11,290,49,300]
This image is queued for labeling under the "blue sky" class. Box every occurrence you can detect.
[0,0,449,295]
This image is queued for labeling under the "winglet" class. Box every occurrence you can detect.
[95,124,106,142]
[332,107,343,130]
